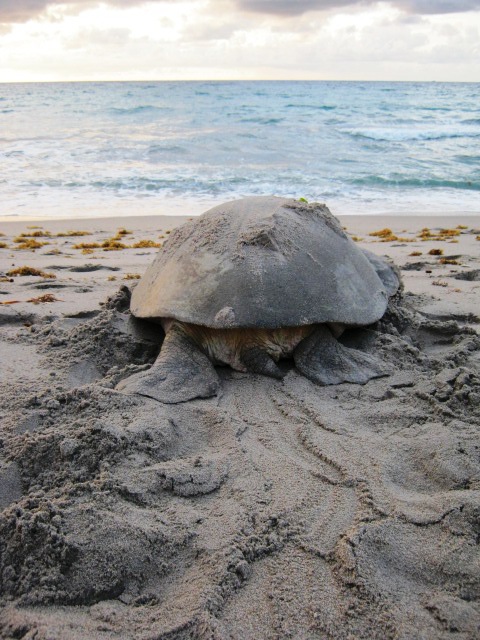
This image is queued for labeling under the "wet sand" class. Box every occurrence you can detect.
[0,212,479,639]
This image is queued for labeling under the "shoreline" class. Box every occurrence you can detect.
[1,212,479,231]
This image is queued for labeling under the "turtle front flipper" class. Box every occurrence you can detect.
[116,324,219,403]
[294,325,387,386]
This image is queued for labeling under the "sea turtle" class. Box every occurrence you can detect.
[117,196,400,403]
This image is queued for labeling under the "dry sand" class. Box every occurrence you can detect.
[0,212,479,639]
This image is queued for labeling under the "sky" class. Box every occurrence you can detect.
[0,1,479,82]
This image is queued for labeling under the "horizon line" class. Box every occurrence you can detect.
[1,78,480,84]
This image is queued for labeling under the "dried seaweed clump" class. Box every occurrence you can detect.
[428,249,443,256]
[370,228,414,243]
[13,239,49,250]
[0,242,8,249]
[57,230,92,237]
[72,242,101,250]
[369,228,396,239]
[123,273,141,280]
[439,228,461,237]
[132,240,162,248]
[102,239,128,251]
[409,251,422,256]
[419,227,461,241]
[16,230,52,238]
[7,266,56,279]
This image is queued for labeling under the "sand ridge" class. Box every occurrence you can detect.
[0,213,479,639]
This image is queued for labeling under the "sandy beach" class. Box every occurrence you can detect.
[1,210,479,639]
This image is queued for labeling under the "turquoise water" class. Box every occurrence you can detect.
[1,81,479,218]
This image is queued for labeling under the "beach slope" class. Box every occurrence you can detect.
[0,214,479,639]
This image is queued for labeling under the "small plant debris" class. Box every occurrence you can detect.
[27,293,61,304]
[350,236,363,242]
[456,225,468,230]
[107,276,117,281]
[439,258,460,265]
[409,251,422,256]
[0,242,8,249]
[115,228,133,236]
[0,276,13,283]
[428,249,443,256]
[7,266,56,278]
[123,273,141,280]
[432,280,448,287]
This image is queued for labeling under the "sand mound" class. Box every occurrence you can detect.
[1,287,479,639]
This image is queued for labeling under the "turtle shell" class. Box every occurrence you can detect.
[131,196,390,329]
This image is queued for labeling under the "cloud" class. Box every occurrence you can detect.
[236,0,480,16]
[1,0,480,25]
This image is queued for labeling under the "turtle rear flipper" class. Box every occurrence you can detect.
[294,325,387,386]
[116,325,219,403]
[241,346,285,380]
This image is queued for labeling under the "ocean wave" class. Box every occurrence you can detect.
[284,104,336,110]
[147,144,187,155]
[343,127,480,142]
[240,117,284,125]
[349,176,479,191]
[109,105,169,116]
[455,154,480,166]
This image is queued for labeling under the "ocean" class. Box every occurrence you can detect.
[1,81,479,219]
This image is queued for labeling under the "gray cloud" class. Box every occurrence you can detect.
[1,0,480,24]
[0,0,50,23]
[0,0,166,23]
